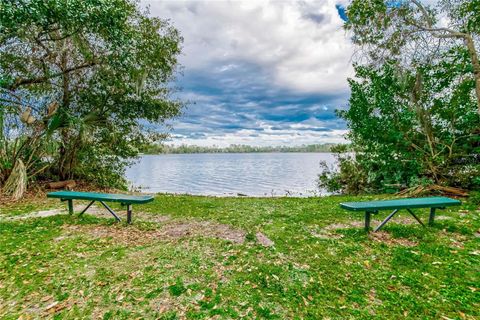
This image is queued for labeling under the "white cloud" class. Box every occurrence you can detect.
[168,128,348,147]
[141,0,353,146]
[143,0,354,95]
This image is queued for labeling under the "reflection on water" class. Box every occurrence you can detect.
[125,153,336,197]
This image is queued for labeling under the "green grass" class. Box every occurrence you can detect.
[0,194,479,319]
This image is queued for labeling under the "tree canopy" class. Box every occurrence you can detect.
[320,0,480,194]
[0,0,183,197]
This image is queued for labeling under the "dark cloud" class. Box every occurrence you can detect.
[304,13,328,24]
[167,59,348,143]
[141,0,352,146]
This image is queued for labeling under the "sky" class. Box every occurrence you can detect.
[141,0,353,147]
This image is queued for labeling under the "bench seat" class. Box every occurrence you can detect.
[47,191,154,223]
[340,197,461,232]
[341,197,461,211]
[47,191,153,204]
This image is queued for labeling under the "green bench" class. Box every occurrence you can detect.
[340,197,461,232]
[47,191,154,223]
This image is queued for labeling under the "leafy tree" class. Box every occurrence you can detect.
[319,0,480,194]
[0,0,183,192]
[320,50,480,194]
[345,0,480,113]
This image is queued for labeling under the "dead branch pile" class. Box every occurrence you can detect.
[396,184,469,197]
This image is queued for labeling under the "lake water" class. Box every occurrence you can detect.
[125,153,336,197]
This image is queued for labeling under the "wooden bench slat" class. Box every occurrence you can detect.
[47,191,154,204]
[340,197,461,211]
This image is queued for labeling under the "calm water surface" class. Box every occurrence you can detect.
[126,153,335,197]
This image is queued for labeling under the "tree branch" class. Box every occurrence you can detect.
[7,60,99,90]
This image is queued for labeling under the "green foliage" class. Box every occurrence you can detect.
[468,191,480,205]
[322,1,480,194]
[168,278,187,297]
[321,54,480,193]
[0,0,183,190]
[139,143,336,154]
[319,145,368,194]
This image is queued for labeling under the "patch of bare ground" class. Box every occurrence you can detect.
[436,215,453,220]
[5,292,81,319]
[369,232,418,247]
[1,204,173,224]
[310,228,344,240]
[149,294,187,317]
[78,206,172,223]
[62,220,246,245]
[439,230,469,249]
[321,215,443,232]
[2,208,67,221]
[255,232,274,247]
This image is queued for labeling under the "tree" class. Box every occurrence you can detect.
[0,0,183,193]
[345,0,480,113]
[320,53,480,194]
[319,0,480,194]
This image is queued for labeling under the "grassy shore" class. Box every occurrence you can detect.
[0,194,479,319]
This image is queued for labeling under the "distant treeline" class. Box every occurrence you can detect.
[139,143,337,154]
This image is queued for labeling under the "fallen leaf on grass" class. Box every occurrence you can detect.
[44,301,68,314]
[302,296,309,306]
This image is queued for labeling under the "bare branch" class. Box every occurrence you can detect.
[7,60,100,90]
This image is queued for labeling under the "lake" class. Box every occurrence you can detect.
[125,153,336,197]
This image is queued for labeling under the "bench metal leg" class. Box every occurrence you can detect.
[68,200,74,215]
[99,201,121,222]
[365,211,372,232]
[79,201,95,216]
[127,204,132,224]
[429,208,436,226]
[374,209,399,232]
[406,208,425,227]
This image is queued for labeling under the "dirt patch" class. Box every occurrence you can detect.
[369,231,418,247]
[439,230,469,248]
[62,220,246,245]
[3,208,66,220]
[322,215,438,232]
[435,216,453,221]
[310,228,344,240]
[79,205,171,223]
[139,214,172,223]
[0,204,107,221]
[161,221,245,244]
[1,204,172,224]
[256,232,274,247]
[323,222,359,231]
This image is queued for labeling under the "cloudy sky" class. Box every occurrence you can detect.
[142,0,353,147]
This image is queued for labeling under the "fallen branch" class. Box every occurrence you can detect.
[48,180,76,190]
[396,184,469,197]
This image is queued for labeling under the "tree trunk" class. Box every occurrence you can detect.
[2,159,27,200]
[411,69,439,182]
[464,35,480,114]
